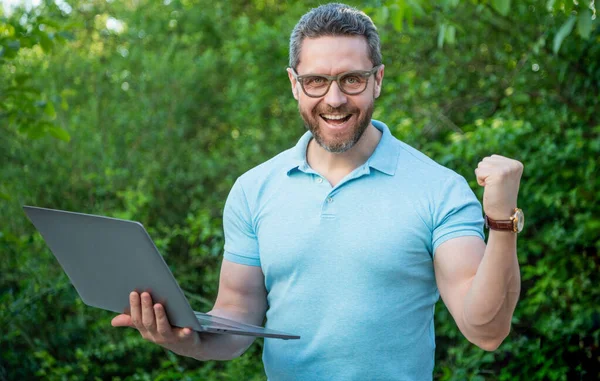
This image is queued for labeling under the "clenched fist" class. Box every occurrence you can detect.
[474,154,524,220]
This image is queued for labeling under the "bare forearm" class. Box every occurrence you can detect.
[463,231,521,333]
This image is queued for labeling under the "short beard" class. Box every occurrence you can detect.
[299,100,374,153]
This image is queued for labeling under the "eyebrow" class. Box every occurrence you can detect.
[298,67,371,75]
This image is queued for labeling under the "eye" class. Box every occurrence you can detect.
[304,76,327,87]
[344,76,359,84]
[341,75,363,87]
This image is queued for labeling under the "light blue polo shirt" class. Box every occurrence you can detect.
[223,120,484,380]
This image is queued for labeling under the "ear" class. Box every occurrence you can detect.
[373,64,385,99]
[287,68,300,100]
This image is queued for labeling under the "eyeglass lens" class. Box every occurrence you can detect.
[302,73,368,96]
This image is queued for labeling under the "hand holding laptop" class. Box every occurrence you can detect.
[112,291,203,359]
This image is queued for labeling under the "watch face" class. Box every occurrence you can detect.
[515,209,525,233]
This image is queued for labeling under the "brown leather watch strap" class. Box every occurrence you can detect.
[484,215,515,232]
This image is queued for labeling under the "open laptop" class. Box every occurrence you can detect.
[23,205,299,340]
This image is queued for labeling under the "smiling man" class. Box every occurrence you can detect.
[112,3,524,380]
[288,35,380,155]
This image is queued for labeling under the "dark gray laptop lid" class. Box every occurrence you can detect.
[23,205,203,331]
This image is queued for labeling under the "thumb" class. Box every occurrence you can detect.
[111,314,134,328]
[175,327,195,340]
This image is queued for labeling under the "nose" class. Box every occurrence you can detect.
[323,81,347,108]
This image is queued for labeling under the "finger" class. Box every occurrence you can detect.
[111,314,134,328]
[130,291,143,329]
[141,292,157,331]
[474,168,486,186]
[487,155,522,169]
[488,155,506,162]
[154,303,173,337]
[477,160,494,169]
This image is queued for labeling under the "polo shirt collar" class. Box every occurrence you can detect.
[367,120,399,176]
[287,129,313,174]
[286,119,400,176]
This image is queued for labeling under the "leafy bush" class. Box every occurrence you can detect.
[1,1,598,380]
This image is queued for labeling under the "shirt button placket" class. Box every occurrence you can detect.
[321,194,335,219]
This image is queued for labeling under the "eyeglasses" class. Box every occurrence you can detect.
[290,65,381,98]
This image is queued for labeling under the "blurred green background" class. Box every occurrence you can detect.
[1,0,599,380]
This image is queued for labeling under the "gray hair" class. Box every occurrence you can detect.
[289,3,382,70]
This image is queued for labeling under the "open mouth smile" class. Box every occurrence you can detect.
[320,113,353,127]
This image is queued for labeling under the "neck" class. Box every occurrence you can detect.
[307,123,382,185]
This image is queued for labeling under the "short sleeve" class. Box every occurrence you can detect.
[223,179,261,266]
[432,175,485,254]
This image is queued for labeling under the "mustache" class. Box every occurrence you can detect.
[315,106,357,114]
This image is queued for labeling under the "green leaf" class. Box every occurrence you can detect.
[38,31,54,53]
[405,5,414,29]
[375,6,389,25]
[44,102,56,120]
[553,15,577,54]
[438,23,446,49]
[446,25,456,45]
[491,0,511,16]
[25,125,47,139]
[577,10,593,39]
[406,0,425,17]
[48,126,71,142]
[390,3,405,32]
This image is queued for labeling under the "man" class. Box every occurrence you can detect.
[112,3,523,380]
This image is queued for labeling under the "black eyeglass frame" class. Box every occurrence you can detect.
[290,65,382,98]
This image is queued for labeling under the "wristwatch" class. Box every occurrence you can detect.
[484,208,525,233]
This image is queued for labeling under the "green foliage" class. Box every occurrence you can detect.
[1,0,598,380]
[0,4,75,143]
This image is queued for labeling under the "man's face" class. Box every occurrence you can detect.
[287,36,384,153]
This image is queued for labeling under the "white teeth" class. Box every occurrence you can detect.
[322,114,350,120]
